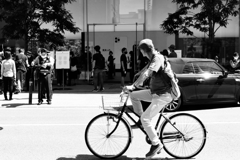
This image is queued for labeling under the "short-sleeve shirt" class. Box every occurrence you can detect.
[149,53,171,95]
[120,54,127,71]
[93,52,103,69]
[15,53,28,72]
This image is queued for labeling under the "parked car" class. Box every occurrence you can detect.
[137,58,240,112]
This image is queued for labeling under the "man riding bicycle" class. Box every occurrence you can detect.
[123,39,173,159]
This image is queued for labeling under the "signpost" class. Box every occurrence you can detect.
[56,51,70,90]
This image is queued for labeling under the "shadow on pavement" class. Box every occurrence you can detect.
[1,103,35,108]
[57,154,180,160]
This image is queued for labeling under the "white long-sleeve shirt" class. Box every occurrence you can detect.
[1,59,16,78]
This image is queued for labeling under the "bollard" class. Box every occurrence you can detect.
[28,67,34,104]
[28,80,33,104]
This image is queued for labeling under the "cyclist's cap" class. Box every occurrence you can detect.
[138,39,154,52]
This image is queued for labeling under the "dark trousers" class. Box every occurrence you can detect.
[93,69,104,90]
[38,73,52,102]
[16,70,26,90]
[3,76,14,99]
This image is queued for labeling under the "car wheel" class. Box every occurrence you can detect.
[165,97,182,112]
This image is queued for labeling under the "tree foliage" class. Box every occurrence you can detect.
[0,0,80,51]
[161,0,239,57]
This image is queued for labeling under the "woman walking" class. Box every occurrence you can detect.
[0,51,16,100]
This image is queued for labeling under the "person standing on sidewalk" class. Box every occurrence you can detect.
[120,47,128,87]
[31,48,54,105]
[123,39,173,159]
[107,50,115,79]
[92,45,105,92]
[168,44,177,58]
[1,50,16,100]
[15,48,29,92]
[0,55,3,95]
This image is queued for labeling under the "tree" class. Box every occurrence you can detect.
[0,0,80,52]
[161,0,239,58]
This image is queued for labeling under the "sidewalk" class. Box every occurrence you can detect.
[51,80,122,93]
[0,81,124,108]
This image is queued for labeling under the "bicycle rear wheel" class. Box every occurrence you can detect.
[85,113,132,159]
[160,113,207,159]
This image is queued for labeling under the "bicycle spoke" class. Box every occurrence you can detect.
[160,113,206,159]
[85,114,131,159]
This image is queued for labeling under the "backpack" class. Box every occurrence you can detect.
[99,54,105,69]
[163,56,181,100]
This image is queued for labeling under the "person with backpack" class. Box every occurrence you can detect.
[92,45,105,92]
[123,39,180,159]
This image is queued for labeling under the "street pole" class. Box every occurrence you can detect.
[28,67,33,104]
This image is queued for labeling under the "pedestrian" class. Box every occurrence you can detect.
[120,47,128,87]
[229,52,240,73]
[129,50,135,83]
[31,48,54,105]
[25,51,35,91]
[92,45,105,92]
[0,56,3,95]
[107,50,115,79]
[160,49,169,57]
[15,48,29,92]
[82,46,92,73]
[0,50,16,100]
[123,39,173,159]
[168,44,177,58]
[68,51,78,85]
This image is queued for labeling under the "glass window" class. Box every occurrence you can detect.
[193,61,223,74]
[182,63,194,74]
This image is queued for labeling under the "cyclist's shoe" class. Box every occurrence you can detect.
[145,143,162,159]
[131,120,142,129]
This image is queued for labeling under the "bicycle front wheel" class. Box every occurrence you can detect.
[85,113,132,159]
[160,113,207,159]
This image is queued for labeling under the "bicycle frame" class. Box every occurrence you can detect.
[105,93,184,139]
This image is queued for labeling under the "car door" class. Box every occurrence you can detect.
[178,62,198,102]
[194,61,236,101]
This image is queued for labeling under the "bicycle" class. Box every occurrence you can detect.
[85,92,207,159]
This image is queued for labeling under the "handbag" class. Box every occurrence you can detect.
[71,65,77,72]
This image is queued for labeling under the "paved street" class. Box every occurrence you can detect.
[0,85,240,160]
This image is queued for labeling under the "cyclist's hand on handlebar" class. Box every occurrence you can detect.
[122,85,135,93]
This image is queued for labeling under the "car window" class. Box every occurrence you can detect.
[193,61,223,74]
[182,63,194,74]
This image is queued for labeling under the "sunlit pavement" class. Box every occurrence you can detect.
[0,86,240,160]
